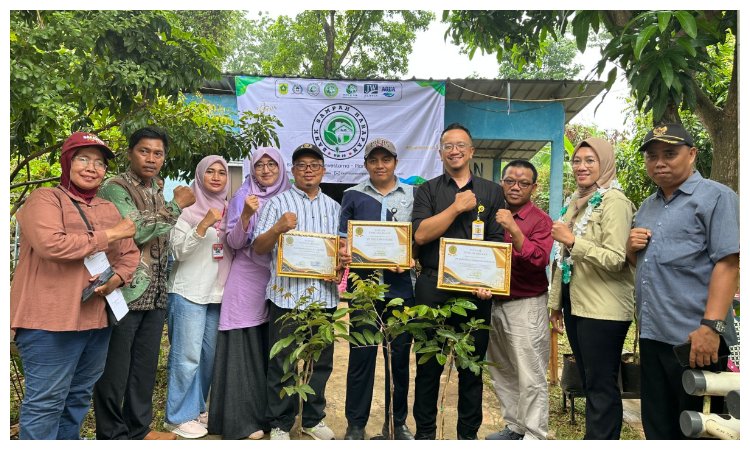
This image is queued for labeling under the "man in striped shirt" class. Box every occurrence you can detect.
[253,143,341,440]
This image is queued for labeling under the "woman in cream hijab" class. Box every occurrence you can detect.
[548,137,636,439]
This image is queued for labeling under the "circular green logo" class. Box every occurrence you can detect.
[324,83,338,97]
[312,103,368,159]
[324,115,356,147]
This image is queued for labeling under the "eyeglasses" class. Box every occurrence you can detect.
[501,178,533,189]
[293,162,324,172]
[571,158,598,168]
[441,142,470,152]
[72,155,107,171]
[254,161,279,171]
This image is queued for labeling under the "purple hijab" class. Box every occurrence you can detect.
[230,147,290,255]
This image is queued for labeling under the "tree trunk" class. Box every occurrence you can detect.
[695,43,738,193]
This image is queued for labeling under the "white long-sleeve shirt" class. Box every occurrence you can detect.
[167,218,225,304]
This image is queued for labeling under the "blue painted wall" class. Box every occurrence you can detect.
[446,99,565,219]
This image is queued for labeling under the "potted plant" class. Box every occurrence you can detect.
[620,317,641,396]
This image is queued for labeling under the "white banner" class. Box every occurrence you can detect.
[236,76,445,184]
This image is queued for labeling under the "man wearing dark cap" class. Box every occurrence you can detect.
[626,123,739,439]
[253,143,341,440]
[93,126,195,440]
[411,123,506,439]
[338,138,416,440]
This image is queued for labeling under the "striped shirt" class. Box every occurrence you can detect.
[253,185,341,309]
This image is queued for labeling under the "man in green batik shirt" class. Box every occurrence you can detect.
[93,126,196,440]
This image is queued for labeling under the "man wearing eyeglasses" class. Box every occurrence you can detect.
[411,123,506,440]
[94,126,195,440]
[252,143,341,440]
[485,160,553,440]
[337,138,416,440]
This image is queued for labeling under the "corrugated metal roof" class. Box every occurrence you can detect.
[200,76,606,160]
[446,78,606,160]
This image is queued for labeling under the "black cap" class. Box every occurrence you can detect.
[364,138,397,159]
[638,123,695,152]
[292,143,325,162]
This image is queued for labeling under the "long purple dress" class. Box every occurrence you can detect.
[208,148,290,439]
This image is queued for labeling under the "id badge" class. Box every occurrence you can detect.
[471,220,484,240]
[212,243,224,260]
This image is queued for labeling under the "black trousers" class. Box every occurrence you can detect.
[412,273,490,439]
[345,296,415,428]
[640,338,705,439]
[93,308,167,440]
[266,301,335,431]
[562,286,630,440]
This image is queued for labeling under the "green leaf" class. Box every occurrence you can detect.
[450,305,467,316]
[351,331,366,345]
[656,12,672,33]
[674,11,698,38]
[386,298,404,308]
[634,24,658,60]
[332,307,349,320]
[363,328,376,344]
[658,58,674,88]
[269,335,296,358]
[333,321,349,335]
[436,353,448,365]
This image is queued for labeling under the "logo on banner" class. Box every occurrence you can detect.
[324,83,338,98]
[312,103,368,160]
[364,83,378,95]
[307,84,320,96]
[343,83,358,98]
[292,83,303,94]
[278,83,289,95]
[382,85,396,98]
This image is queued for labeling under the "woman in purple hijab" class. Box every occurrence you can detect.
[208,147,290,440]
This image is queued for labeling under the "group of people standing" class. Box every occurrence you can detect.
[10,120,738,441]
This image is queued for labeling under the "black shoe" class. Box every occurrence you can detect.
[345,425,366,440]
[457,433,477,440]
[381,423,414,440]
[485,426,524,440]
[413,430,436,440]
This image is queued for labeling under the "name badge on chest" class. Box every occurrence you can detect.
[471,204,485,240]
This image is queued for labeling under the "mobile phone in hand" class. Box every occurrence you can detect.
[81,267,115,302]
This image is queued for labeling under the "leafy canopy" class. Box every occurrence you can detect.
[224,10,434,78]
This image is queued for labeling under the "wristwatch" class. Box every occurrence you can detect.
[700,318,726,334]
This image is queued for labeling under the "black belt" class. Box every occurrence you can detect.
[420,267,439,277]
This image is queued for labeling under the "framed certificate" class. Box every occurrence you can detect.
[347,221,412,269]
[277,231,339,279]
[437,238,512,296]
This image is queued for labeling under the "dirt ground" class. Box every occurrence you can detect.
[204,302,504,440]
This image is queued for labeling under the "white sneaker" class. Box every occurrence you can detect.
[197,412,208,428]
[302,421,335,440]
[164,420,208,439]
[270,427,290,440]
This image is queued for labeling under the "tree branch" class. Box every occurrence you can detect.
[10,176,61,190]
[10,120,124,183]
[319,11,336,78]
[335,11,367,73]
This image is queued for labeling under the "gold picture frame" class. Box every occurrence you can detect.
[277,231,339,279]
[347,220,412,269]
[437,237,512,296]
